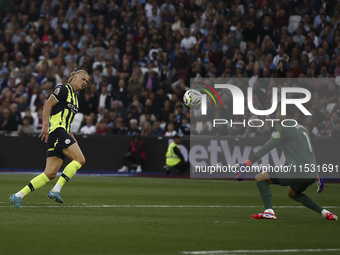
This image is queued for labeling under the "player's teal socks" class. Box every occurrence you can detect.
[294,193,323,214]
[257,180,273,210]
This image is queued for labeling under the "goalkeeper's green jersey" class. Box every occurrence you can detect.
[249,120,317,178]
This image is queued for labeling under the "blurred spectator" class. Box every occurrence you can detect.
[171,14,185,35]
[304,116,319,138]
[80,116,96,135]
[178,117,190,136]
[9,103,22,126]
[18,116,34,136]
[22,107,34,125]
[159,64,174,93]
[228,29,240,51]
[141,121,152,136]
[323,82,339,105]
[230,124,245,137]
[195,117,212,134]
[165,112,180,133]
[164,123,177,137]
[111,79,129,108]
[332,120,340,139]
[79,90,99,115]
[134,26,147,45]
[117,135,145,173]
[140,111,156,128]
[96,119,110,135]
[331,112,340,129]
[175,104,184,125]
[180,29,197,51]
[110,100,126,120]
[292,28,306,46]
[290,59,303,77]
[151,120,164,136]
[147,7,161,29]
[127,74,144,98]
[126,104,140,125]
[255,124,271,137]
[98,85,112,110]
[110,117,127,135]
[0,107,18,133]
[127,118,141,136]
[34,107,44,133]
[143,67,160,93]
[96,106,107,123]
[314,8,331,29]
[98,73,113,93]
[242,126,256,138]
[320,120,334,138]
[200,122,213,136]
[242,20,258,44]
[334,55,340,77]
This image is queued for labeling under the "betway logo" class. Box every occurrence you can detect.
[201,84,311,116]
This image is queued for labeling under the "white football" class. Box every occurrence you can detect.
[183,89,202,108]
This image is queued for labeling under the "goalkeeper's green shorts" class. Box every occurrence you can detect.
[270,176,316,194]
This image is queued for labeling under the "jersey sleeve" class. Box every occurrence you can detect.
[51,85,67,103]
[249,127,290,163]
[173,146,185,161]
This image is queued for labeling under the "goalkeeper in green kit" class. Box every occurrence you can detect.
[235,105,338,220]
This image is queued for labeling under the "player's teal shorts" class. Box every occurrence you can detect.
[47,127,76,161]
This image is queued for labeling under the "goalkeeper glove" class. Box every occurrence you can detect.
[316,174,324,194]
[235,160,252,181]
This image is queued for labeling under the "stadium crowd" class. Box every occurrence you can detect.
[1,0,340,139]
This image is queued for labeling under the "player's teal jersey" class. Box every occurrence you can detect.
[250,120,317,178]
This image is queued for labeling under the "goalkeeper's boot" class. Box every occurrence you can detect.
[9,194,22,208]
[47,190,64,204]
[325,212,338,221]
[251,210,277,220]
[316,174,324,194]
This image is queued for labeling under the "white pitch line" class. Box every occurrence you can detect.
[0,204,339,209]
[182,248,340,254]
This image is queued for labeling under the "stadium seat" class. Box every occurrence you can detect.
[288,15,302,34]
[71,112,84,133]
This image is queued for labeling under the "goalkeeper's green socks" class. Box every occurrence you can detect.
[294,193,323,214]
[15,173,51,199]
[257,180,273,210]
[51,160,82,193]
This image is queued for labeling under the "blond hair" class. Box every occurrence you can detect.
[68,70,89,83]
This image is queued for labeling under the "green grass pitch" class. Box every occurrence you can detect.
[0,174,339,255]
